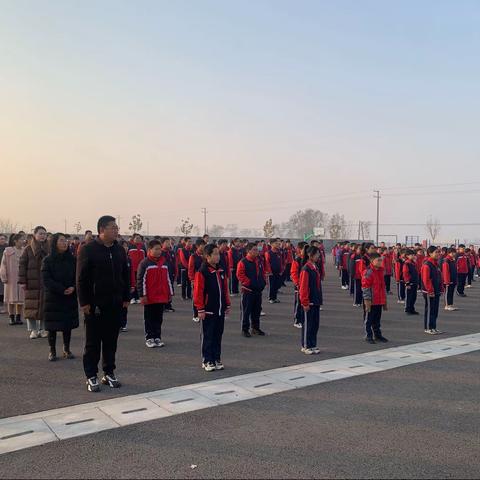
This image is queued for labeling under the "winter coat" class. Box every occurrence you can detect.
[41,252,79,331]
[18,240,48,320]
[0,246,25,303]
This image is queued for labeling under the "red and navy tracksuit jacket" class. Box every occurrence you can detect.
[228,247,244,276]
[456,253,469,274]
[219,249,231,279]
[403,259,419,286]
[188,252,204,282]
[290,256,303,287]
[361,266,387,305]
[193,263,231,316]
[442,256,457,285]
[299,262,322,307]
[178,246,192,271]
[128,242,147,287]
[236,254,266,293]
[421,258,443,295]
[394,258,405,282]
[136,254,173,304]
[161,247,177,281]
[382,252,393,276]
[265,248,283,275]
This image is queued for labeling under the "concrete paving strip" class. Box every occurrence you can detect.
[0,332,479,455]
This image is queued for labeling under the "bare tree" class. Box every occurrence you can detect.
[263,218,276,239]
[426,216,441,242]
[0,218,19,234]
[129,214,143,234]
[179,217,194,236]
[328,213,350,239]
[358,220,371,240]
[74,222,82,235]
[281,209,328,238]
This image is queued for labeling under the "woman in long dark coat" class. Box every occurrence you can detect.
[41,233,79,361]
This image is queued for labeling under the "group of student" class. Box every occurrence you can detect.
[1,216,478,392]
[332,241,479,342]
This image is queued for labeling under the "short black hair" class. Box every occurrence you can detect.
[195,238,206,247]
[427,246,437,255]
[405,249,415,256]
[85,230,93,235]
[245,242,257,252]
[369,252,381,260]
[447,247,456,254]
[34,226,46,234]
[148,239,162,249]
[159,236,170,245]
[97,216,116,234]
[204,243,218,256]
[183,236,191,242]
[217,239,228,246]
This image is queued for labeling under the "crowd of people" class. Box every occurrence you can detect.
[0,216,478,392]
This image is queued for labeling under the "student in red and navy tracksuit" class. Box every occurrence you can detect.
[159,237,176,313]
[194,244,231,372]
[237,242,267,337]
[178,237,193,300]
[340,244,350,289]
[217,239,231,281]
[284,240,294,283]
[456,245,468,296]
[188,239,206,323]
[228,238,244,295]
[394,249,406,303]
[137,240,173,348]
[361,253,388,344]
[442,248,458,311]
[298,246,322,355]
[290,242,307,328]
[310,240,325,308]
[265,238,283,303]
[465,248,474,287]
[348,244,358,296]
[403,249,419,315]
[352,245,364,307]
[128,234,147,303]
[421,246,443,335]
[381,247,393,294]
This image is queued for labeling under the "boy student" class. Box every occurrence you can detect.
[465,247,474,288]
[265,238,283,303]
[290,242,307,328]
[456,244,468,297]
[361,253,389,344]
[340,243,350,290]
[137,240,173,348]
[381,247,393,294]
[193,244,231,372]
[178,237,193,300]
[228,238,244,296]
[236,242,267,337]
[160,237,176,312]
[352,245,364,307]
[188,239,206,322]
[442,247,458,311]
[421,246,443,335]
[299,246,322,355]
[127,234,146,304]
[394,249,406,304]
[403,249,420,315]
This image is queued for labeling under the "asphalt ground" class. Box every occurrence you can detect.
[0,262,479,478]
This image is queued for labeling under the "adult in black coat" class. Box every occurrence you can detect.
[41,233,79,361]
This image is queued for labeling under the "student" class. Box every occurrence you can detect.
[217,239,231,281]
[193,244,231,372]
[265,238,283,303]
[137,240,173,348]
[284,240,294,283]
[456,245,468,297]
[178,237,193,300]
[442,247,458,311]
[421,246,443,335]
[348,243,358,297]
[188,239,206,322]
[119,240,131,332]
[77,216,130,392]
[353,245,364,307]
[127,234,146,304]
[403,249,420,315]
[340,243,350,289]
[465,248,474,288]
[381,247,393,294]
[290,242,307,328]
[298,246,322,355]
[310,240,325,310]
[228,238,243,295]
[41,233,79,361]
[237,242,266,337]
[362,253,389,344]
[394,249,406,304]
[160,237,176,312]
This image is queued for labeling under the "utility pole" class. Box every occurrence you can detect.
[373,190,381,245]
[201,207,207,234]
[117,215,121,231]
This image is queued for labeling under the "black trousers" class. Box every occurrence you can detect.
[349,275,355,295]
[240,291,262,331]
[293,288,303,324]
[285,263,292,282]
[397,281,406,301]
[181,269,192,299]
[364,305,383,339]
[341,269,349,287]
[83,305,122,378]
[423,294,440,330]
[144,303,164,340]
[230,272,239,294]
[445,283,455,306]
[457,273,467,294]
[268,273,281,300]
[353,278,363,305]
[301,305,320,349]
[467,267,473,286]
[405,284,418,313]
[201,313,225,364]
[384,275,391,293]
[48,330,72,350]
[120,306,128,328]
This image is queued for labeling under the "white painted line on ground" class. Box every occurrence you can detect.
[0,333,479,455]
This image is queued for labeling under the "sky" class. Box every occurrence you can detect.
[1,0,480,242]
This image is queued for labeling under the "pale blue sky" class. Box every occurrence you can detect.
[1,0,479,240]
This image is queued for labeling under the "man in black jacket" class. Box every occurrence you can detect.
[77,215,130,392]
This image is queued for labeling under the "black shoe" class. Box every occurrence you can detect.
[457,293,467,297]
[101,373,121,388]
[242,330,251,338]
[63,350,75,359]
[48,352,57,361]
[15,314,23,325]
[365,337,376,344]
[86,376,100,392]
[374,336,389,343]
[252,328,265,336]
[165,307,175,313]
[9,315,15,326]
[411,311,420,315]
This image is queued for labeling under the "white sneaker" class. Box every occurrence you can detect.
[29,330,39,339]
[154,338,165,347]
[341,286,348,290]
[303,348,315,355]
[312,347,321,354]
[426,329,437,335]
[215,361,224,370]
[203,362,216,372]
[145,339,156,348]
[130,299,136,305]
[192,317,200,323]
[433,329,443,334]
[450,306,458,311]
[260,311,266,316]
[135,299,141,304]
[300,347,306,353]
[320,307,323,311]
[466,285,472,289]
[39,329,48,338]
[293,323,302,329]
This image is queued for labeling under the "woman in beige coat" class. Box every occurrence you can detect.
[18,226,49,339]
[0,233,26,325]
